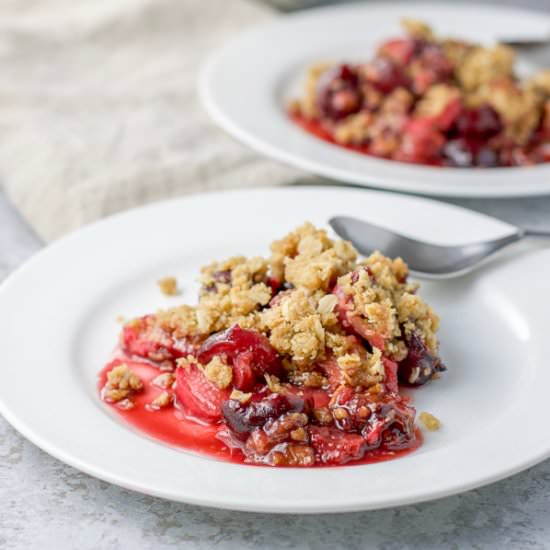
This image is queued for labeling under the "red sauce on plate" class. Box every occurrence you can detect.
[98,358,422,467]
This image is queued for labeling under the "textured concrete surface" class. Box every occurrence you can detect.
[2,189,550,549]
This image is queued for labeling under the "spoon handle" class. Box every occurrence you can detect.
[523,228,550,238]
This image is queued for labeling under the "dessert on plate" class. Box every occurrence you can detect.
[99,223,445,467]
[289,19,550,167]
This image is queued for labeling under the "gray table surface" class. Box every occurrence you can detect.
[3,0,550,547]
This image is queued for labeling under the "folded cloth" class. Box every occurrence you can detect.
[0,0,305,241]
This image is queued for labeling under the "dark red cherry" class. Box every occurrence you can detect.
[363,57,409,94]
[455,104,503,137]
[316,64,362,121]
[398,332,445,386]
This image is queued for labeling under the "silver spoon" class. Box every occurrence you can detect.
[329,215,550,280]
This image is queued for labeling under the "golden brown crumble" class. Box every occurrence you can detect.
[400,17,434,41]
[102,364,144,403]
[419,411,441,431]
[415,84,461,118]
[230,389,252,403]
[149,391,174,410]
[203,356,233,389]
[126,224,441,395]
[157,276,179,296]
[269,223,357,289]
[337,348,384,387]
[154,304,198,339]
[195,256,271,334]
[477,77,541,144]
[261,288,327,367]
[151,372,176,390]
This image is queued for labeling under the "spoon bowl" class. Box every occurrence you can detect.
[329,216,548,280]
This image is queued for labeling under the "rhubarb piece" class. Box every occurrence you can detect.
[175,363,230,423]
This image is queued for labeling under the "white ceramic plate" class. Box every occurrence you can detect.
[1,187,549,513]
[200,2,550,197]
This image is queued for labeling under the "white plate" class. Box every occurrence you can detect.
[1,187,549,513]
[200,2,550,198]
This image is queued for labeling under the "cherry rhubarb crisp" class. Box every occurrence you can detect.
[289,19,550,167]
[99,223,445,467]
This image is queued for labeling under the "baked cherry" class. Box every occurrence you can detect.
[222,391,307,437]
[455,104,503,137]
[316,64,362,121]
[363,57,409,94]
[398,331,445,386]
[361,397,417,451]
[395,118,445,164]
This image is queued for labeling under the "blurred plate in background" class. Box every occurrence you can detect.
[200,2,550,197]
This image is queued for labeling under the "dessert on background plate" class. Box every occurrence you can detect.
[290,19,550,167]
[100,223,445,467]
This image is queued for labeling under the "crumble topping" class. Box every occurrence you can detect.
[456,45,515,91]
[149,391,174,410]
[419,411,441,431]
[400,17,434,41]
[157,276,179,296]
[415,84,461,118]
[151,372,176,389]
[261,288,327,367]
[477,78,541,144]
[102,364,143,404]
[230,389,252,403]
[153,304,197,339]
[336,347,384,387]
[195,256,271,334]
[203,356,233,389]
[269,222,357,288]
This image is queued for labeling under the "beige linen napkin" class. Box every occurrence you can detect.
[0,0,304,241]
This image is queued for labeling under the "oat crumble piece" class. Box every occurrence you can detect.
[415,84,461,118]
[108,223,446,467]
[194,256,272,334]
[400,18,435,41]
[477,77,541,144]
[151,372,176,389]
[153,304,198,339]
[103,364,144,403]
[456,44,515,91]
[157,276,179,296]
[230,389,252,404]
[269,223,357,290]
[419,411,441,431]
[261,288,327,368]
[149,391,174,410]
[203,356,233,389]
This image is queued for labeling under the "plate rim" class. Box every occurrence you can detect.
[1,186,549,513]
